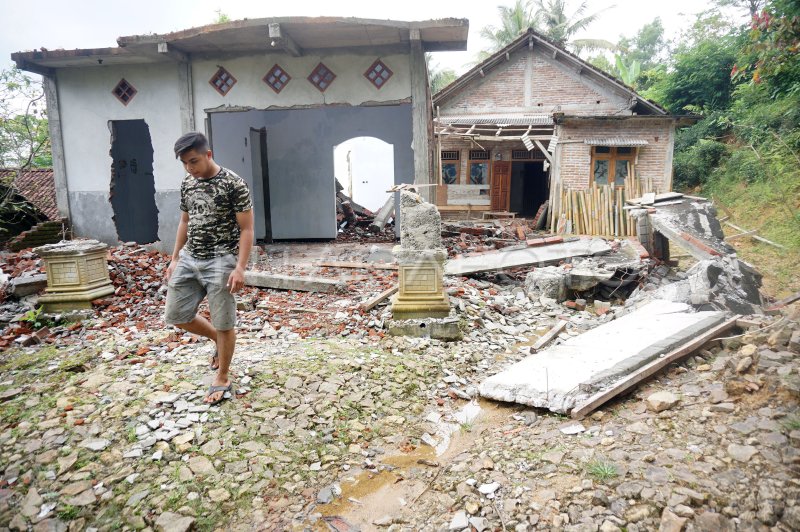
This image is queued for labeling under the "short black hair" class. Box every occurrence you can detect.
[174,132,210,158]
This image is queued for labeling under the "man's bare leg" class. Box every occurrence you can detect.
[205,328,234,403]
[176,315,219,368]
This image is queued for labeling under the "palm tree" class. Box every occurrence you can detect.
[480,0,538,53]
[425,54,458,94]
[531,0,616,52]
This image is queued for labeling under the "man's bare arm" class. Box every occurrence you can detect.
[227,209,254,293]
[165,211,189,282]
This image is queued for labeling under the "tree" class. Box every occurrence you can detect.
[616,18,666,72]
[0,67,50,170]
[479,0,537,54]
[614,56,641,86]
[648,36,740,113]
[531,0,616,53]
[0,67,51,243]
[716,0,765,18]
[426,54,458,95]
[732,0,800,98]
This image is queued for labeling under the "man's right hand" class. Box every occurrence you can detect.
[165,260,178,283]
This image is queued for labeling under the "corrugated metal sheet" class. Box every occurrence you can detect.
[437,114,553,126]
[584,137,649,146]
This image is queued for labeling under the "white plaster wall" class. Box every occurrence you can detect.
[57,63,185,192]
[191,51,412,125]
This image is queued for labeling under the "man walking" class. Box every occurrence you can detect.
[164,132,254,405]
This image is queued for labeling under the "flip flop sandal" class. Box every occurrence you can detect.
[210,350,219,370]
[206,383,233,406]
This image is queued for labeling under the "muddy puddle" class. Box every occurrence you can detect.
[317,398,521,530]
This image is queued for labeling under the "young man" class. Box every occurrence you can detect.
[164,132,254,405]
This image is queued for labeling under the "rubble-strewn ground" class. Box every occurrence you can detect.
[1,236,799,532]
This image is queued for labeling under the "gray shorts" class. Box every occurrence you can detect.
[164,251,237,331]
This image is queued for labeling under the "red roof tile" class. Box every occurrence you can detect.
[0,168,59,220]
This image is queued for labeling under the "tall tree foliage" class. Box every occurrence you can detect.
[426,54,458,95]
[479,0,538,57]
[0,67,50,170]
[0,67,51,243]
[531,0,615,52]
[732,0,800,97]
[477,0,614,60]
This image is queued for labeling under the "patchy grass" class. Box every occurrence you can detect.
[57,504,81,521]
[585,459,619,482]
[781,415,800,432]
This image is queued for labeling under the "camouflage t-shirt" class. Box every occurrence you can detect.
[179,167,252,260]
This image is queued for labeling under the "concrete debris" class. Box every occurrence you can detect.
[244,271,346,293]
[627,255,763,314]
[479,300,727,414]
[643,200,734,260]
[445,237,612,276]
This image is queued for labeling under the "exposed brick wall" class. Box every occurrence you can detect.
[557,119,674,191]
[439,48,626,115]
[529,53,619,112]
[441,53,527,111]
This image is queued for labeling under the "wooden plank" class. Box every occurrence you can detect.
[764,290,800,313]
[570,317,739,420]
[316,261,398,270]
[723,221,785,249]
[641,192,656,205]
[725,229,759,241]
[530,320,567,353]
[359,285,399,311]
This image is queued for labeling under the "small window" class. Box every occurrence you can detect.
[512,150,531,160]
[112,78,137,106]
[263,64,291,94]
[591,146,635,187]
[209,67,237,96]
[364,59,393,89]
[469,150,491,185]
[308,63,336,92]
[440,150,460,185]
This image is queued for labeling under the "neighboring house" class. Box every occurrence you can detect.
[432,28,688,235]
[0,168,58,220]
[12,17,468,250]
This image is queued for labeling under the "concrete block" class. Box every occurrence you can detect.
[244,271,345,293]
[479,300,726,414]
[388,318,462,341]
[447,238,612,277]
[8,274,48,298]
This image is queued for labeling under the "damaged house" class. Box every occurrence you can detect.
[11,17,468,250]
[432,28,690,234]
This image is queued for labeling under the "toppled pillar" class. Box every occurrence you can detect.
[34,240,115,312]
[391,191,450,319]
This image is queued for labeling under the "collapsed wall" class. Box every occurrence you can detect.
[627,254,763,315]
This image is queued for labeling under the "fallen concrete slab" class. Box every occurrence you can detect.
[445,238,611,276]
[479,300,727,414]
[244,271,345,293]
[8,273,48,298]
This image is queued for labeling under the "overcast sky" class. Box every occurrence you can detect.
[2,0,743,76]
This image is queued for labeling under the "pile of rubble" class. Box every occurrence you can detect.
[1,191,798,531]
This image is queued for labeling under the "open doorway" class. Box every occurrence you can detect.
[109,119,159,244]
[333,137,394,212]
[510,161,549,217]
